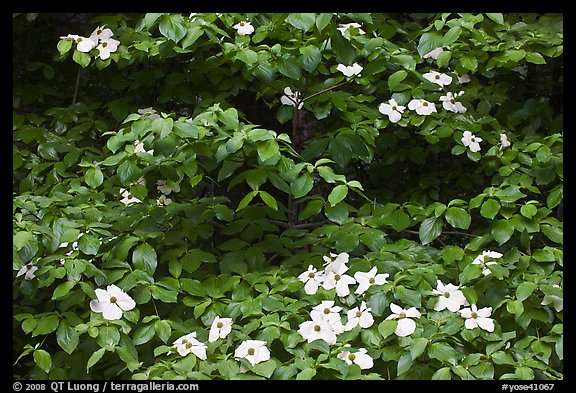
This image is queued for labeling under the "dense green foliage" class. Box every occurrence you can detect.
[13,13,562,380]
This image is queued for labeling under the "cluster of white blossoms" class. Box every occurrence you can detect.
[432,279,495,332]
[280,87,304,109]
[171,316,270,367]
[377,67,512,154]
[472,250,503,276]
[298,252,389,297]
[60,25,120,60]
[156,179,180,206]
[337,63,363,77]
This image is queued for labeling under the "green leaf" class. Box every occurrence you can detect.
[154,320,172,344]
[159,14,187,43]
[419,216,443,245]
[330,27,357,65]
[57,321,79,355]
[299,199,324,220]
[132,324,156,345]
[52,281,75,300]
[377,320,397,339]
[431,367,452,380]
[57,39,73,55]
[397,353,413,376]
[328,184,348,207]
[428,342,459,365]
[85,168,104,188]
[180,278,205,296]
[78,233,100,255]
[117,159,139,184]
[290,173,314,198]
[300,45,322,72]
[491,219,514,245]
[236,191,258,211]
[460,55,478,71]
[133,243,158,275]
[296,367,317,380]
[394,285,421,307]
[444,207,471,229]
[389,208,411,232]
[236,49,258,65]
[286,13,316,32]
[520,204,537,219]
[257,140,279,162]
[410,338,428,360]
[506,299,524,317]
[277,58,301,80]
[14,231,33,250]
[480,198,500,219]
[486,13,504,24]
[33,349,52,373]
[546,187,562,209]
[516,282,538,302]
[252,359,277,378]
[86,348,106,372]
[525,52,546,64]
[72,50,91,68]
[316,13,332,32]
[417,32,443,57]
[33,314,60,336]
[388,70,407,90]
[152,117,174,139]
[259,191,278,211]
[541,224,563,244]
[442,26,462,46]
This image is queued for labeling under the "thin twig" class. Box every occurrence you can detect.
[72,68,81,105]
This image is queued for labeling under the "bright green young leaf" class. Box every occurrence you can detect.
[328,184,348,207]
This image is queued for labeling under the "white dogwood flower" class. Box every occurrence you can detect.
[440,91,467,113]
[280,87,304,109]
[500,133,511,149]
[344,301,374,331]
[385,303,421,337]
[298,314,338,345]
[173,332,207,359]
[208,316,233,342]
[461,131,482,153]
[459,304,495,332]
[310,301,345,334]
[337,63,363,77]
[322,262,356,297]
[89,26,114,44]
[120,189,141,205]
[423,47,444,60]
[378,99,405,123]
[354,266,389,295]
[233,21,254,36]
[408,99,437,116]
[157,180,180,195]
[472,250,503,276]
[432,280,469,312]
[134,140,154,155]
[298,265,324,295]
[423,70,452,86]
[338,347,374,369]
[60,34,96,52]
[96,37,120,60]
[323,252,349,273]
[16,262,38,280]
[234,340,270,366]
[337,22,365,36]
[157,194,172,206]
[90,284,135,320]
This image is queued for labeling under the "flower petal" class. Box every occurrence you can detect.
[395,318,416,337]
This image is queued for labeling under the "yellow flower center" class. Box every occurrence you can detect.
[314,324,321,332]
[185,342,192,349]
[248,347,255,355]
[355,311,363,318]
[110,296,117,303]
[471,312,478,319]
[443,292,451,298]
[308,272,315,278]
[423,101,429,106]
[217,322,224,328]
[369,277,375,284]
[348,353,356,361]
[334,274,341,281]
[323,308,330,314]
[399,312,406,319]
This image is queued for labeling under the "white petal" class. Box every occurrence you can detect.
[388,110,402,123]
[95,288,111,302]
[476,317,495,332]
[395,318,416,337]
[389,303,403,315]
[464,318,478,330]
[190,344,207,360]
[102,303,123,320]
[354,352,374,369]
